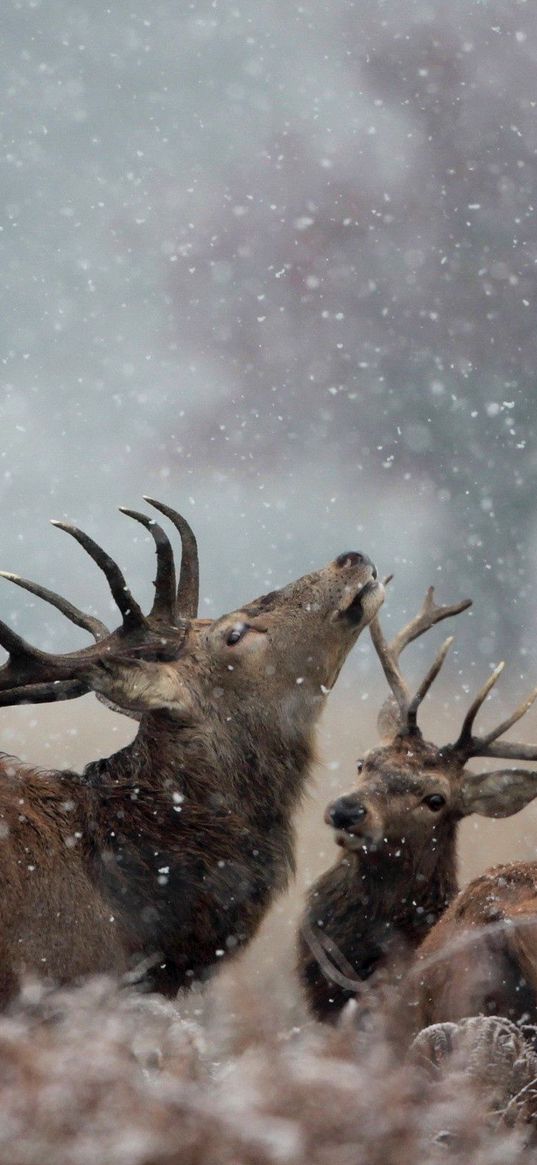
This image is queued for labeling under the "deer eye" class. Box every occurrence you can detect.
[226,622,249,646]
[422,794,446,812]
[356,760,363,774]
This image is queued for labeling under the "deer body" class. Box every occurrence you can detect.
[411,862,537,1031]
[0,502,383,1000]
[298,588,537,1026]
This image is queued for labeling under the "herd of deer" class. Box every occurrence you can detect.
[1,499,537,1074]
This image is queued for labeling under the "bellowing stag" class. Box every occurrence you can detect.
[0,499,383,1002]
[298,587,537,1023]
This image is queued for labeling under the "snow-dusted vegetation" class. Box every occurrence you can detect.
[0,974,535,1165]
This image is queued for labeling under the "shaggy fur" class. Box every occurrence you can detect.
[0,549,382,1000]
[297,737,461,1021]
[411,863,537,1030]
[298,729,537,1025]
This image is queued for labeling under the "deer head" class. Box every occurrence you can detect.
[326,587,537,857]
[0,500,384,732]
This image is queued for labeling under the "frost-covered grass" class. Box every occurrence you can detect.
[0,974,534,1165]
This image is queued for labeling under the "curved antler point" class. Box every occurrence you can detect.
[120,505,177,619]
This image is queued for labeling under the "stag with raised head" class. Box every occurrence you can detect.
[0,499,383,1002]
[298,587,537,1023]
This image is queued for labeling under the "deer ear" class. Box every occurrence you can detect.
[461,769,537,818]
[377,695,402,743]
[86,660,197,720]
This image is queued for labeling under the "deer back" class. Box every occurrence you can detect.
[409,861,537,1031]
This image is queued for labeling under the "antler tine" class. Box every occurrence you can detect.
[0,618,86,698]
[369,615,410,719]
[478,685,537,749]
[143,498,199,618]
[452,673,537,762]
[451,662,505,756]
[407,636,454,731]
[118,509,176,623]
[0,679,88,707]
[0,618,45,666]
[476,739,537,762]
[0,573,109,642]
[370,587,472,737]
[50,521,145,629]
[389,587,472,661]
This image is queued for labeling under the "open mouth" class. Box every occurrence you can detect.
[335,829,360,849]
[339,577,381,623]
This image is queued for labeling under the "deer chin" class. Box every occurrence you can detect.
[335,828,385,854]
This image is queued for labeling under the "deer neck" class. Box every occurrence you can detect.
[347,820,459,931]
[83,704,315,822]
[80,705,316,967]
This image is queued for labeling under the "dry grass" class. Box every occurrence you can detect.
[0,972,532,1165]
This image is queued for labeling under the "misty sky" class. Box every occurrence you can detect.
[2,0,537,717]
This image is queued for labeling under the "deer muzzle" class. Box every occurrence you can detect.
[325,795,385,850]
[333,554,383,625]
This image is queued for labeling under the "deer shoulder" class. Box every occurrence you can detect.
[298,585,537,1023]
[0,502,383,1002]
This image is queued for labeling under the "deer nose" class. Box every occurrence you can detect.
[335,551,373,570]
[326,799,368,831]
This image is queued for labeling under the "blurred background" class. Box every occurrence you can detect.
[2,0,537,1007]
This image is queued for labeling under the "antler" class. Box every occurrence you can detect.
[450,663,537,762]
[0,499,199,707]
[143,497,199,618]
[370,586,472,738]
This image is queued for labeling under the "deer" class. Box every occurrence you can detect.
[0,498,384,1003]
[297,586,537,1025]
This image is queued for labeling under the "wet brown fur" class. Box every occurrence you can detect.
[298,735,460,1021]
[298,729,537,1026]
[298,578,537,1028]
[410,862,537,1031]
[0,551,381,1002]
[0,716,311,998]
